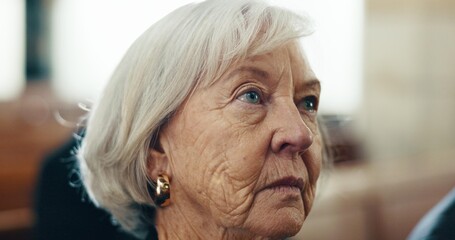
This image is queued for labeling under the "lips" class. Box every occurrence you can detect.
[263,176,304,192]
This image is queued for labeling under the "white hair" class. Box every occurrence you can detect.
[77,0,313,238]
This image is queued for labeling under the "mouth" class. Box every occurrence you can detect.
[263,176,304,193]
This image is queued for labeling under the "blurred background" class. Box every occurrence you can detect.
[0,0,454,239]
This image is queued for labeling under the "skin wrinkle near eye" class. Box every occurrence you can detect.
[224,98,266,127]
[217,85,237,106]
[301,115,318,133]
[185,105,226,144]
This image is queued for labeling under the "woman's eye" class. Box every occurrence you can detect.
[300,96,318,113]
[237,90,261,104]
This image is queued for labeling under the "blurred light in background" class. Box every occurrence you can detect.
[50,0,198,102]
[362,0,455,160]
[50,0,364,116]
[0,0,25,101]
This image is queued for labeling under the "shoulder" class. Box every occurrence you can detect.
[408,187,455,240]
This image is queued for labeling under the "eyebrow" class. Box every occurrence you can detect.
[228,66,270,80]
[302,79,321,91]
[228,66,321,92]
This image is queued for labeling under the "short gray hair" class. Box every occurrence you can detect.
[77,0,312,238]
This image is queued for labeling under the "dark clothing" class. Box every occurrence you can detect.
[408,187,455,240]
[34,136,140,240]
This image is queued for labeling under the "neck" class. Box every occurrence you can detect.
[155,203,221,240]
[154,203,272,240]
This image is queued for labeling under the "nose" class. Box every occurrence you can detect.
[270,101,313,155]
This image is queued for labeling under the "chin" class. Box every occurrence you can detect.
[245,206,305,239]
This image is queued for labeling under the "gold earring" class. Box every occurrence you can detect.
[154,174,171,207]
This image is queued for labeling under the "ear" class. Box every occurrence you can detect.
[147,145,170,181]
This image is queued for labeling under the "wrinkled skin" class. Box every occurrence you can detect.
[150,41,322,240]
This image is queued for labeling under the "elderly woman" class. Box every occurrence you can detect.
[78,0,324,239]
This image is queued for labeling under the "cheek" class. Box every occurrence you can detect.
[301,134,323,216]
[165,106,270,227]
[203,125,270,226]
[307,133,323,183]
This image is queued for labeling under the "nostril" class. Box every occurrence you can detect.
[278,140,311,154]
[279,143,290,152]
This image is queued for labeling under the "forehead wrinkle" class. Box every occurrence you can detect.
[283,41,320,93]
[276,62,292,95]
[290,53,320,93]
[233,66,270,79]
[278,45,295,96]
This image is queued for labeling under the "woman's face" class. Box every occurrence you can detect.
[158,41,322,239]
